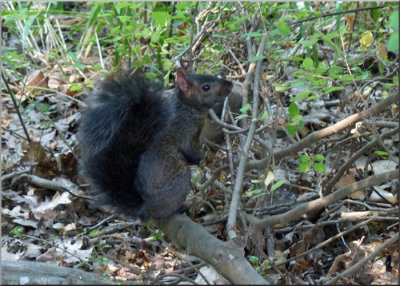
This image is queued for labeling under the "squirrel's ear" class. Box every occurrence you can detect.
[177,68,191,98]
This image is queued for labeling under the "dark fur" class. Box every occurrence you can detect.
[78,69,232,220]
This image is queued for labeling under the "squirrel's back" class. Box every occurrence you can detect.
[78,70,169,217]
[78,68,232,220]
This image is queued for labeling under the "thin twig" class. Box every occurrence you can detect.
[2,74,31,143]
[325,232,399,284]
[226,33,267,240]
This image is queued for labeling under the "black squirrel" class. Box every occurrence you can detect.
[78,68,232,220]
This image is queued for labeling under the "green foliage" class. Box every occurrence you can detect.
[298,153,327,174]
[246,170,285,198]
[248,255,271,274]
[286,103,305,136]
[236,103,251,120]
[387,10,399,52]
[10,226,24,238]
[374,150,389,159]
[152,230,163,241]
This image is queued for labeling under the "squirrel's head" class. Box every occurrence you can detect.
[176,67,233,110]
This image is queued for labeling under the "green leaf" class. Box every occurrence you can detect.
[303,34,319,47]
[245,188,264,197]
[314,154,325,162]
[70,83,82,91]
[271,180,284,192]
[151,30,160,43]
[374,150,389,159]
[302,57,314,70]
[151,11,169,27]
[235,114,249,120]
[286,123,298,136]
[291,89,312,101]
[258,111,269,121]
[277,19,291,36]
[240,103,251,113]
[248,55,266,62]
[306,95,320,101]
[248,256,260,264]
[117,16,131,23]
[264,170,274,188]
[291,114,303,123]
[274,83,288,92]
[388,11,399,30]
[298,161,312,172]
[314,163,326,174]
[387,32,399,52]
[299,154,310,163]
[153,232,163,240]
[288,102,299,117]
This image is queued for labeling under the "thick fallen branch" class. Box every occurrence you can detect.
[247,93,399,170]
[1,261,111,285]
[251,169,397,229]
[158,214,270,285]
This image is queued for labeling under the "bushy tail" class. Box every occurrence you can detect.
[78,70,169,217]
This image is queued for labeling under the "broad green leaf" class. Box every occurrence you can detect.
[248,256,260,264]
[314,154,325,162]
[387,32,399,52]
[288,102,299,117]
[286,123,298,136]
[291,114,302,123]
[298,161,312,172]
[302,57,314,70]
[314,163,326,174]
[299,154,310,163]
[117,16,131,23]
[151,30,160,43]
[277,19,291,36]
[151,11,170,27]
[388,11,399,30]
[240,103,251,113]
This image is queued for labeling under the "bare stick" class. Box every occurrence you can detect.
[226,33,267,240]
[2,74,31,143]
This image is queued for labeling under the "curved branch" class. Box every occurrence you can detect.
[252,169,397,229]
[158,214,270,285]
[247,94,399,170]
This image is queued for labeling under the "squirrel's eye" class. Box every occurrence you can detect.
[202,84,210,91]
